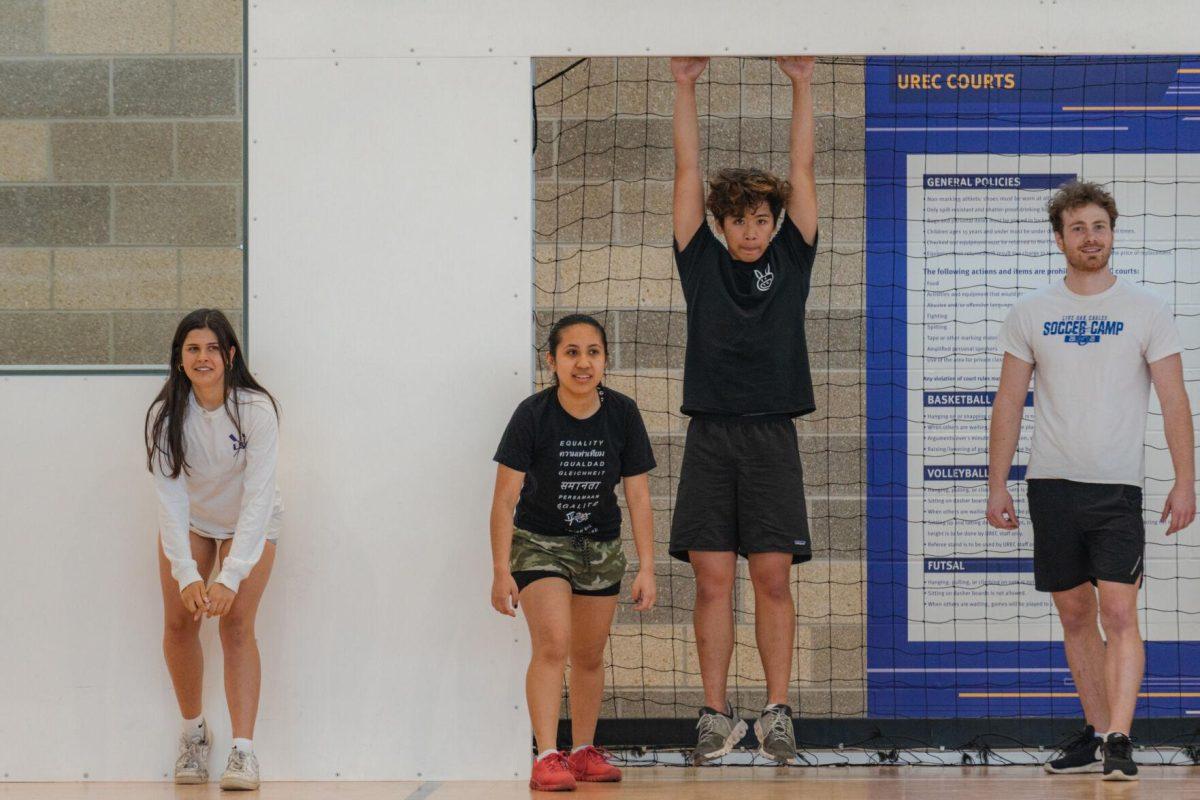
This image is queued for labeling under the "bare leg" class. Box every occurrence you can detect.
[519,578,573,754]
[1052,583,1110,732]
[217,539,275,740]
[1097,580,1143,735]
[567,593,619,748]
[159,533,218,719]
[748,553,795,707]
[690,551,737,711]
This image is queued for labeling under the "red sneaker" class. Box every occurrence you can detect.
[530,751,577,792]
[568,746,622,782]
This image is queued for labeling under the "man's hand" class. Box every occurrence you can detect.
[776,56,815,83]
[671,57,709,85]
[1162,481,1197,535]
[986,487,1018,530]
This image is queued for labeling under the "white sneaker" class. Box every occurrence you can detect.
[220,748,261,791]
[174,731,211,785]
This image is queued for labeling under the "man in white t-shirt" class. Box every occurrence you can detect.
[987,181,1195,782]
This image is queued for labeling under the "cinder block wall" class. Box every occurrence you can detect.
[0,0,243,365]
[533,56,869,718]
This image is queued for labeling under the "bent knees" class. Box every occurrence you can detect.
[219,615,257,650]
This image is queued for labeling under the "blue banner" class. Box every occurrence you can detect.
[866,55,1200,719]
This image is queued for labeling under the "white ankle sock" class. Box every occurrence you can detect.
[232,738,253,753]
[1095,731,1109,740]
[571,744,591,755]
[182,715,206,743]
[537,749,558,761]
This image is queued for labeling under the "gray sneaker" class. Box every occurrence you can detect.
[219,748,260,791]
[754,704,797,763]
[692,705,748,765]
[174,731,211,785]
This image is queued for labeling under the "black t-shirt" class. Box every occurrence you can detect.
[493,386,657,541]
[675,214,818,417]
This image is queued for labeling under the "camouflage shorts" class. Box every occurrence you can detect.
[510,528,626,596]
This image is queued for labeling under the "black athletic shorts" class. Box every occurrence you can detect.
[1027,479,1145,593]
[669,415,811,564]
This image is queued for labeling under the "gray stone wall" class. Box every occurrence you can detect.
[534,56,869,718]
[0,0,242,365]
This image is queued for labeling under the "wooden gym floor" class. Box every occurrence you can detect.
[4,766,1200,799]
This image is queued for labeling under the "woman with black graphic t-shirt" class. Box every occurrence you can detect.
[490,314,657,791]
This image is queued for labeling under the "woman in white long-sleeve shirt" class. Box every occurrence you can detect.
[145,308,282,791]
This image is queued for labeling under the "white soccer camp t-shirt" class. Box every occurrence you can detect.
[997,277,1182,485]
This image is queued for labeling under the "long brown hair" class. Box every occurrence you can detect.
[145,309,278,478]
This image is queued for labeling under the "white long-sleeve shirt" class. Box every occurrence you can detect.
[151,390,283,593]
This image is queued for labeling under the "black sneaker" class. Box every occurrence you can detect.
[1043,724,1103,774]
[1102,733,1138,781]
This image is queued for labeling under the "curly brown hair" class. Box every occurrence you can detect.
[1046,180,1118,234]
[706,167,793,222]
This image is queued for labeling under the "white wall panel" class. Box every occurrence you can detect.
[248,0,1199,58]
[245,55,533,779]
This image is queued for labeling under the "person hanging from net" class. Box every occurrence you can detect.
[987,181,1196,782]
[668,55,819,765]
[489,314,658,791]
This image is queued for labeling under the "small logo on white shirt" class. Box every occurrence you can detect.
[229,433,247,453]
[755,263,775,292]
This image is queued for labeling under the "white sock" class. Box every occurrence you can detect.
[182,715,206,743]
[571,744,591,755]
[1095,731,1108,740]
[232,738,253,753]
[537,749,558,761]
